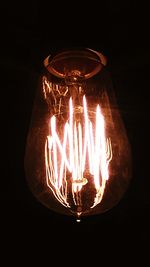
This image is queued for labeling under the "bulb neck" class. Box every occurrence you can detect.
[44,48,107,80]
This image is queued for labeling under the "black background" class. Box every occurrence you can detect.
[2,0,150,264]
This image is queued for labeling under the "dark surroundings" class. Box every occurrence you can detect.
[2,0,150,264]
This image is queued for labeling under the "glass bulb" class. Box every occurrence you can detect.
[24,48,131,219]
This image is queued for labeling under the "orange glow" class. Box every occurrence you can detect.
[45,96,112,212]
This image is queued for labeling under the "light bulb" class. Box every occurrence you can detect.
[25,48,131,219]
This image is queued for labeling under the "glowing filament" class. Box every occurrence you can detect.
[45,96,112,210]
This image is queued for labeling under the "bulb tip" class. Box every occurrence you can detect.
[76,211,82,222]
